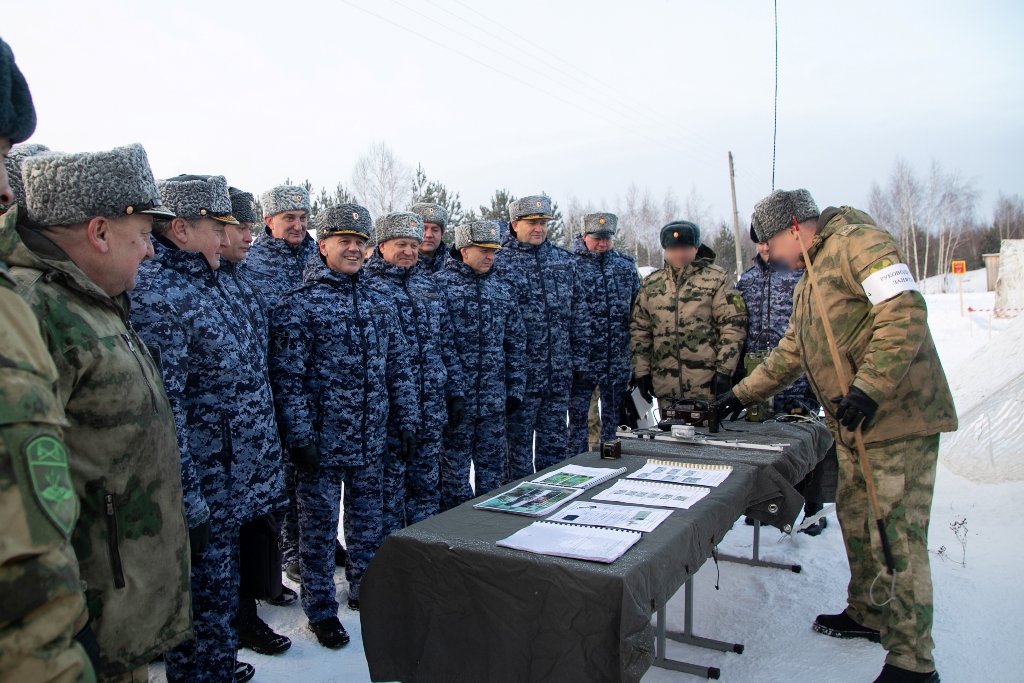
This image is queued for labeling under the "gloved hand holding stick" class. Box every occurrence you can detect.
[791,216,895,576]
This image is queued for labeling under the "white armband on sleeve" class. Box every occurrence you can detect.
[861,263,918,305]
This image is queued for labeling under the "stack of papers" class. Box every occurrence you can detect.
[627,459,732,487]
[593,480,710,509]
[546,501,672,533]
[473,482,583,517]
[496,521,641,563]
[532,464,627,490]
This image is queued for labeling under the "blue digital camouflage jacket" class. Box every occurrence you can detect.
[268,258,418,466]
[219,258,269,354]
[491,233,590,396]
[130,239,286,526]
[433,251,527,418]
[571,235,641,386]
[243,226,319,308]
[736,255,818,413]
[362,251,467,430]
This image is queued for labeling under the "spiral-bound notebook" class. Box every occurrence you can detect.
[627,459,732,487]
[532,464,627,490]
[592,479,710,510]
[496,521,642,563]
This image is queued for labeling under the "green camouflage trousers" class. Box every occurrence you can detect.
[835,432,939,673]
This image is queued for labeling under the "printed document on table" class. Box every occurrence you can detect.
[532,464,627,490]
[496,521,641,563]
[545,501,672,533]
[627,459,732,487]
[592,479,710,510]
[474,482,584,517]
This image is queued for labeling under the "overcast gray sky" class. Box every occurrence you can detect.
[5,0,1022,226]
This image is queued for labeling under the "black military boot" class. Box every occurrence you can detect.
[347,598,360,611]
[335,539,347,567]
[872,664,939,683]
[813,611,881,643]
[800,501,828,536]
[309,617,350,649]
[234,661,255,683]
[235,598,291,655]
[284,562,300,583]
[266,585,298,607]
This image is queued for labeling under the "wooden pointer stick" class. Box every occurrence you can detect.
[791,217,895,575]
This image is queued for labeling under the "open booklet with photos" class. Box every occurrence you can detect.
[531,464,628,490]
[473,482,584,517]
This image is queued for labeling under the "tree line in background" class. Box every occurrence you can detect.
[257,142,1022,287]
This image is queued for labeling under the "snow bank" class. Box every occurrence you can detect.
[994,238,1024,317]
[920,266,988,295]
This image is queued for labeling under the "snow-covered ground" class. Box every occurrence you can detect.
[150,275,1021,683]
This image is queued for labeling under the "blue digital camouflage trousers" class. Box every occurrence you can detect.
[164,516,240,683]
[296,460,383,618]
[506,391,570,480]
[382,429,441,535]
[440,414,507,511]
[567,379,627,458]
[280,460,299,567]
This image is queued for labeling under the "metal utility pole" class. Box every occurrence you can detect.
[728,151,744,281]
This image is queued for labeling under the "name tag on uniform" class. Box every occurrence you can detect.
[423,292,439,300]
[861,263,918,305]
[550,264,567,271]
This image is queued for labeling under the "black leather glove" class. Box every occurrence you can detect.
[711,389,745,422]
[73,622,101,676]
[636,375,655,403]
[447,396,466,429]
[572,370,589,384]
[189,519,211,564]
[506,396,522,415]
[711,372,733,399]
[399,430,417,461]
[830,386,878,431]
[291,443,320,476]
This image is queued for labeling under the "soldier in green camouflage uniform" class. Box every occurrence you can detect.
[720,190,955,683]
[5,144,193,683]
[630,220,747,406]
[0,35,95,683]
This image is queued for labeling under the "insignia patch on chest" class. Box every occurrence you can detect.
[271,329,290,354]
[25,435,76,537]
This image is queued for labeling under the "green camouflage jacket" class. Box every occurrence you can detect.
[734,206,957,445]
[1,208,192,678]
[630,244,748,400]
[0,260,94,683]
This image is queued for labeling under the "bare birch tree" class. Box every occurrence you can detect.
[351,141,412,220]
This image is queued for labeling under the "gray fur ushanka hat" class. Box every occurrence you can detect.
[157,174,237,223]
[454,220,503,250]
[261,184,310,218]
[317,203,373,241]
[584,212,617,237]
[22,143,177,227]
[1,142,51,211]
[228,186,258,224]
[375,211,424,244]
[409,202,448,230]
[509,195,553,221]
[751,189,819,242]
[660,220,701,249]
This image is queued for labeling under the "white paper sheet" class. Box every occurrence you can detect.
[592,480,710,510]
[496,521,641,563]
[627,460,731,487]
[546,501,672,533]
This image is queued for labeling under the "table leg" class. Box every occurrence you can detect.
[652,604,721,679]
[664,577,744,655]
[718,519,802,573]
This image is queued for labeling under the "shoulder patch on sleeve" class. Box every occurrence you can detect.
[26,435,77,537]
[271,328,290,355]
[728,293,747,313]
[867,257,895,275]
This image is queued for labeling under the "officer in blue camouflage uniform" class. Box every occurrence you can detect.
[219,187,295,654]
[130,175,287,683]
[244,185,318,307]
[240,185,318,583]
[567,213,640,457]
[410,202,448,274]
[736,224,818,415]
[492,195,589,478]
[364,212,467,533]
[269,204,418,643]
[434,221,527,508]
